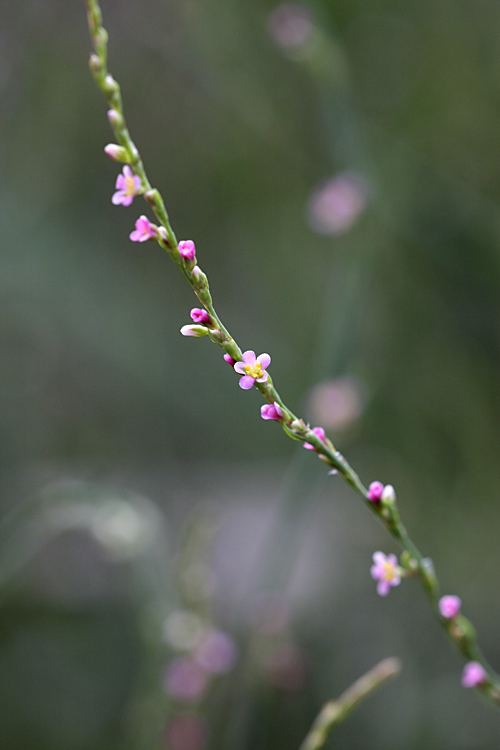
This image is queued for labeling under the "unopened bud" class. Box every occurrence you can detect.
[381,484,396,505]
[180,325,209,338]
[290,419,308,435]
[107,109,122,127]
[89,54,102,73]
[104,144,129,162]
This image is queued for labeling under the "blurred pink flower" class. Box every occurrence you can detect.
[303,426,326,450]
[462,661,487,688]
[307,377,364,431]
[234,351,271,390]
[308,172,368,236]
[166,715,207,750]
[261,402,283,421]
[112,165,141,206]
[130,215,158,242]
[164,658,208,703]
[179,240,196,262]
[368,481,384,503]
[194,630,237,674]
[370,552,401,596]
[439,595,461,619]
[268,3,314,51]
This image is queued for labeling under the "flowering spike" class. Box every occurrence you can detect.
[303,426,326,450]
[261,402,283,421]
[129,215,159,242]
[370,552,401,596]
[233,351,271,390]
[439,595,462,619]
[112,165,142,206]
[180,325,209,338]
[462,662,487,688]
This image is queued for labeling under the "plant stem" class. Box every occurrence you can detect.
[84,0,500,710]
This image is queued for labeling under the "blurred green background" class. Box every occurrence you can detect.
[2,0,500,747]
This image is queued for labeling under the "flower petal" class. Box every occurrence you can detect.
[234,362,246,374]
[256,372,269,382]
[238,375,255,390]
[377,580,390,596]
[257,353,271,370]
[372,551,386,565]
[112,191,125,205]
[241,350,256,365]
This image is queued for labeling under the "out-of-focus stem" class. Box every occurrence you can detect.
[84,0,500,709]
[299,658,402,750]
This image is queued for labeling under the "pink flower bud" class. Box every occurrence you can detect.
[104,144,128,162]
[180,325,209,338]
[261,402,283,421]
[178,240,196,262]
[107,109,121,125]
[439,595,461,619]
[462,661,487,688]
[190,308,211,325]
[223,354,236,366]
[303,426,326,450]
[367,481,384,502]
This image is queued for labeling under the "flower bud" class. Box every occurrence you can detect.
[381,484,396,505]
[104,144,129,162]
[107,109,122,128]
[180,325,209,338]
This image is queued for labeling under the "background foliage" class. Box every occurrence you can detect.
[2,0,500,747]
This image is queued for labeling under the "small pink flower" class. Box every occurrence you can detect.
[234,351,271,390]
[439,595,462,619]
[163,658,208,702]
[223,353,236,366]
[370,552,401,596]
[261,402,283,421]
[130,215,158,242]
[368,481,384,502]
[190,308,211,325]
[303,426,326,450]
[112,165,141,206]
[194,630,237,674]
[462,661,487,688]
[179,240,196,262]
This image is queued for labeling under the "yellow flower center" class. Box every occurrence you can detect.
[382,560,397,581]
[124,175,136,195]
[244,362,263,379]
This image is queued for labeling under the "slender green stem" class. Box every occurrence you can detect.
[84,0,500,710]
[299,658,402,750]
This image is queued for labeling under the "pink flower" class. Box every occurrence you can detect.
[233,351,271,390]
[261,402,283,421]
[112,165,141,206]
[194,630,237,674]
[303,426,326,450]
[368,481,384,502]
[370,552,401,596]
[190,308,211,325]
[223,353,236,366]
[163,658,208,702]
[179,240,196,262]
[462,661,487,688]
[439,595,462,619]
[129,215,158,242]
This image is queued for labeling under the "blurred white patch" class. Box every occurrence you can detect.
[164,610,205,651]
[268,3,315,51]
[306,377,365,430]
[91,500,157,560]
[308,172,369,236]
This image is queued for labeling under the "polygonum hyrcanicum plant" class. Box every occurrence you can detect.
[84,0,500,726]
